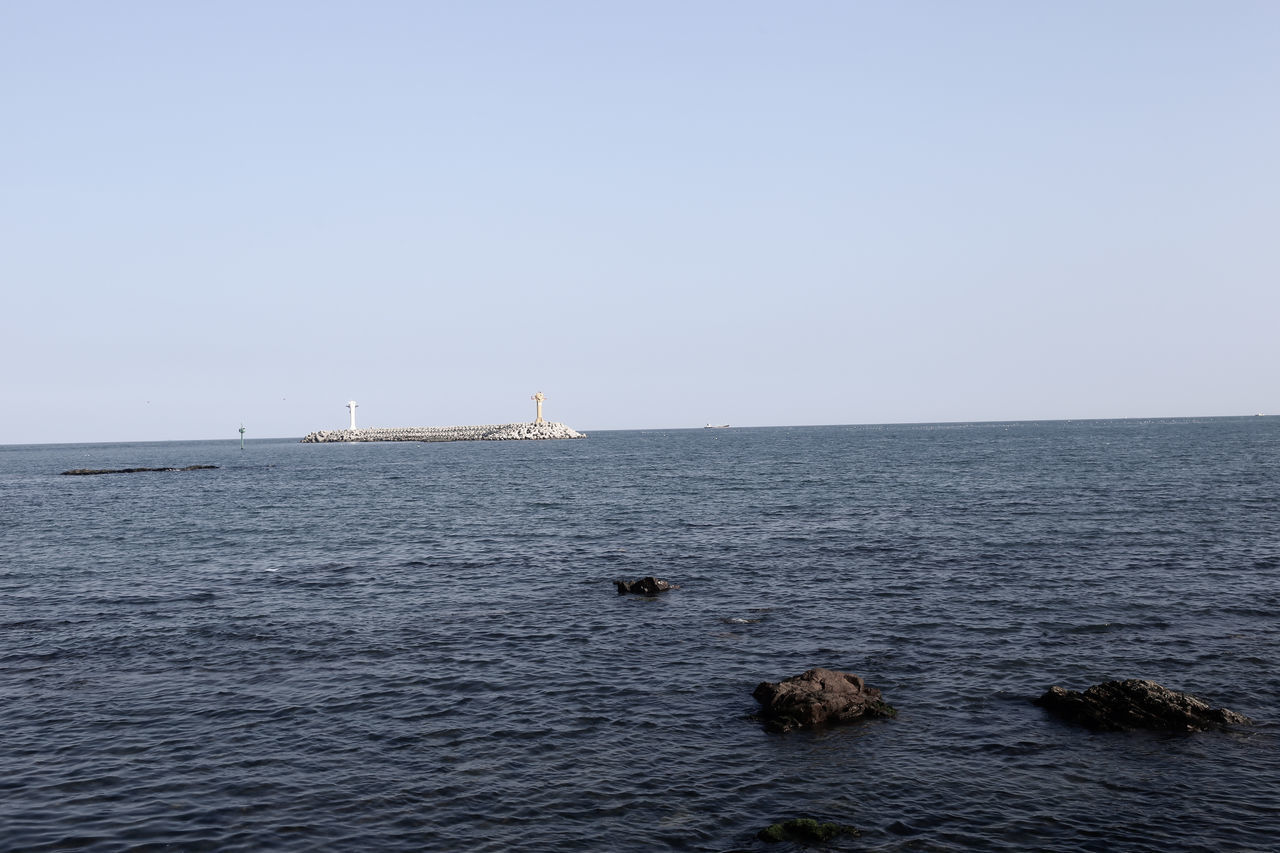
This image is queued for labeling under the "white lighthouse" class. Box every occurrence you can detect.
[347,400,359,430]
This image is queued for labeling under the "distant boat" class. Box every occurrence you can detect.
[704,424,731,429]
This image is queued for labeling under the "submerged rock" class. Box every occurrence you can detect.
[614,576,679,595]
[61,465,218,476]
[1034,679,1251,732]
[757,817,860,844]
[753,668,896,733]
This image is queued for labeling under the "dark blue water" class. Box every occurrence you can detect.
[3,419,1278,851]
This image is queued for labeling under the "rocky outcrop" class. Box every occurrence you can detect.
[300,422,586,443]
[61,465,218,476]
[753,668,896,733]
[614,577,679,595]
[1034,679,1251,732]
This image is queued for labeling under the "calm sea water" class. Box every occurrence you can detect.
[3,419,1278,852]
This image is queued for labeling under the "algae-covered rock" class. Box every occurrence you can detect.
[757,818,860,844]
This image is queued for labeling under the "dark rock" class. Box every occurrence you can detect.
[1034,679,1251,732]
[61,465,219,476]
[753,668,896,733]
[757,817,860,844]
[614,576,679,595]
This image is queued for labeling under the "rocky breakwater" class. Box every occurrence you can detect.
[300,422,586,443]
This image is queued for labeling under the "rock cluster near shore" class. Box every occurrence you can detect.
[300,422,586,443]
[603,577,1253,738]
[599,568,1255,838]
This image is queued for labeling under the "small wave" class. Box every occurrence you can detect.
[974,740,1051,757]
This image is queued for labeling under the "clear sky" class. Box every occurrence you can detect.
[3,1,1277,444]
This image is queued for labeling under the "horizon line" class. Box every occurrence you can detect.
[2,411,1273,448]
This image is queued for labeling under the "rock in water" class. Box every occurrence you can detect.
[614,577,678,595]
[752,668,896,733]
[1034,679,1251,732]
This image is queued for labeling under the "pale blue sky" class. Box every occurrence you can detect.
[3,1,1277,444]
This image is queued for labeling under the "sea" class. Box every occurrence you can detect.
[2,418,1277,852]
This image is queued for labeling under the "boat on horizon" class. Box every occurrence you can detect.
[704,424,731,429]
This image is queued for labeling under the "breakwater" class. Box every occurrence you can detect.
[300,421,586,443]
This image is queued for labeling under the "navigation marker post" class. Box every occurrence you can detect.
[531,391,546,424]
[239,423,246,450]
[347,400,359,430]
